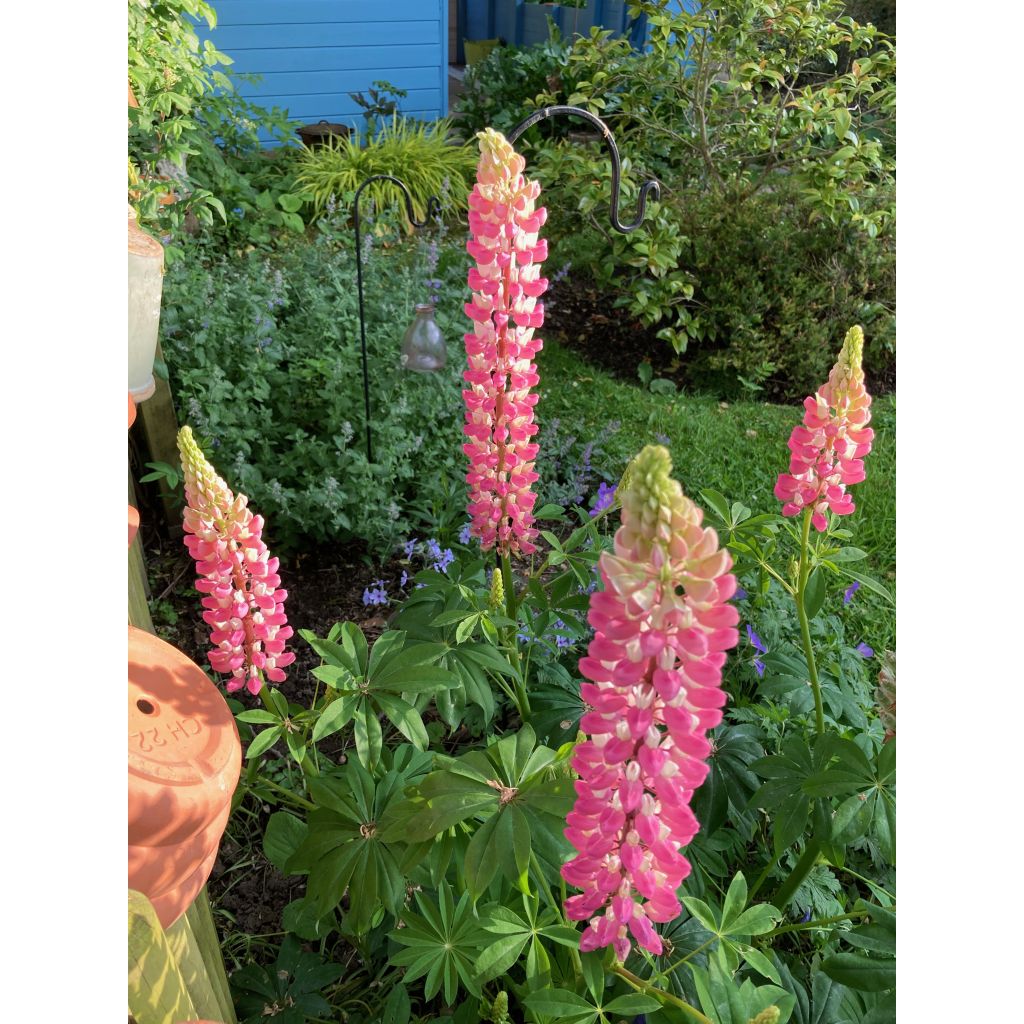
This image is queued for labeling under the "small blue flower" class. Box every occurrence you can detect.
[733,586,748,601]
[843,581,861,606]
[233,207,244,216]
[589,481,617,518]
[753,657,765,677]
[746,624,767,655]
[458,521,473,545]
[399,570,409,589]
[800,908,812,923]
[432,548,455,574]
[856,641,874,659]
[402,538,418,558]
[654,432,671,445]
[425,538,443,561]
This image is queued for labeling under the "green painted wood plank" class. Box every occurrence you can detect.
[128,891,197,1024]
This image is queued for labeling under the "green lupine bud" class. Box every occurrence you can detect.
[489,567,505,609]
[747,1006,780,1024]
[487,990,511,1024]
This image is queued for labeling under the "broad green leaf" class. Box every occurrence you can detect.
[726,904,780,936]
[522,988,596,1019]
[463,813,501,898]
[375,693,429,750]
[803,569,826,620]
[821,952,895,992]
[263,812,308,873]
[246,726,282,759]
[720,872,748,930]
[235,709,280,724]
[681,897,719,934]
[312,695,357,742]
[603,993,663,1014]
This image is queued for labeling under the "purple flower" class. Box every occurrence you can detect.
[843,581,861,606]
[746,624,767,655]
[402,538,418,558]
[856,642,874,659]
[654,432,671,446]
[589,481,617,518]
[458,521,473,545]
[733,586,748,601]
[399,569,409,588]
[800,908,812,923]
[753,657,765,677]
[362,579,388,606]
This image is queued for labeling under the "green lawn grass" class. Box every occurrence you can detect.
[539,336,896,650]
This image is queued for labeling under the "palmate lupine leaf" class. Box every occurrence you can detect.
[388,882,490,1004]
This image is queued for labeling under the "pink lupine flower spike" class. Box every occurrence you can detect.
[177,427,295,695]
[562,445,739,962]
[462,128,548,557]
[774,326,874,531]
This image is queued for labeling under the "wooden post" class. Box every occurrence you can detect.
[135,341,183,536]
[129,470,155,633]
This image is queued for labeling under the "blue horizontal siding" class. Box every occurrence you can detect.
[197,0,448,145]
[211,21,440,50]
[212,0,430,25]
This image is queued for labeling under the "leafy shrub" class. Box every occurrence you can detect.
[128,0,232,226]
[293,116,477,221]
[478,1,896,398]
[185,85,310,250]
[160,218,470,552]
[454,22,634,139]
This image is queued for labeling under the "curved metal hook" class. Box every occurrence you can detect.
[351,174,441,463]
[506,105,660,234]
[353,174,441,231]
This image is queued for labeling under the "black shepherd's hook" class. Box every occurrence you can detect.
[352,175,442,462]
[507,105,660,233]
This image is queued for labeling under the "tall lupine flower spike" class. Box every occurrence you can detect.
[774,326,875,531]
[562,445,739,962]
[462,128,548,557]
[177,427,295,694]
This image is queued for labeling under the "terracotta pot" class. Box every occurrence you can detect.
[128,626,241,928]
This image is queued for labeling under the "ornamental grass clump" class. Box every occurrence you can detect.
[178,426,294,694]
[462,127,549,558]
[774,325,874,531]
[562,445,739,961]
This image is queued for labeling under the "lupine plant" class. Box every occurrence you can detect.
[177,130,894,1024]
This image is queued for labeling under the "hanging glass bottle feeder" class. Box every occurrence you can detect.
[400,303,446,372]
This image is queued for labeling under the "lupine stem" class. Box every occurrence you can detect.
[764,905,891,940]
[501,552,531,717]
[611,966,714,1024]
[795,509,825,734]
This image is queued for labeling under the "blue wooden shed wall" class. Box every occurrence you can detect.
[197,0,448,144]
[462,1,643,53]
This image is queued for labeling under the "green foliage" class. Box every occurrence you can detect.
[185,84,309,249]
[230,934,343,1023]
[128,0,232,226]
[286,750,433,934]
[160,223,469,552]
[504,0,898,398]
[349,79,409,136]
[294,116,477,221]
[304,623,457,768]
